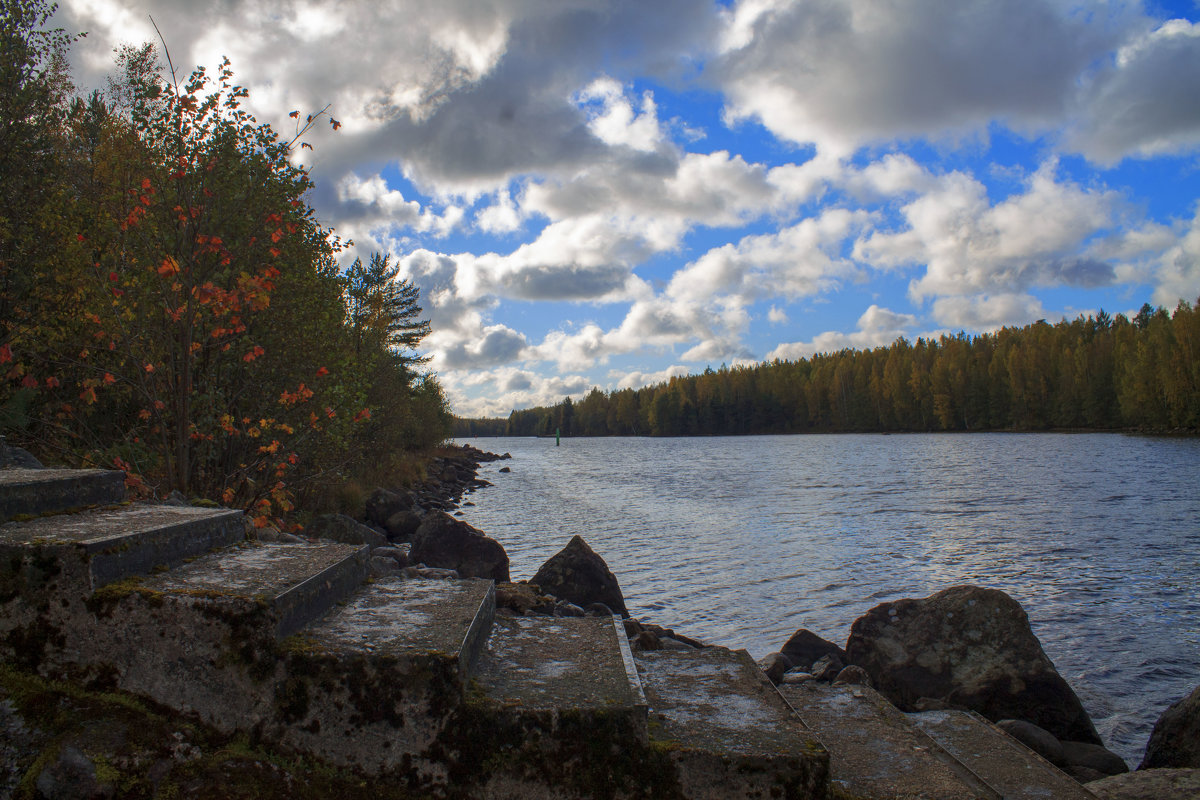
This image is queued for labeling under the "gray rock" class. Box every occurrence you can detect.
[305,514,387,548]
[531,535,629,618]
[400,565,459,580]
[498,466,511,473]
[1141,684,1200,769]
[161,489,188,506]
[658,636,694,650]
[1089,768,1200,800]
[811,653,845,682]
[781,671,816,686]
[253,527,306,544]
[383,509,423,543]
[36,745,114,799]
[758,652,791,685]
[370,556,400,577]
[365,487,414,526]
[1068,765,1113,784]
[410,512,510,581]
[1062,741,1129,776]
[553,601,586,617]
[631,630,661,651]
[0,436,42,469]
[845,585,1102,744]
[997,718,1066,766]
[584,602,614,617]
[623,618,644,638]
[781,629,846,671]
[372,545,409,568]
[832,665,872,687]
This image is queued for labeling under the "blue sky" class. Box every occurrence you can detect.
[60,0,1200,416]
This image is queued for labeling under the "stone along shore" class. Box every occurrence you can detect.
[1,440,1198,799]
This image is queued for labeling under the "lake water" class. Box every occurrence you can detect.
[455,433,1200,765]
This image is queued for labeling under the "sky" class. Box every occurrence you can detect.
[56,0,1200,417]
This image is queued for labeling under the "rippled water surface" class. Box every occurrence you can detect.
[456,433,1199,764]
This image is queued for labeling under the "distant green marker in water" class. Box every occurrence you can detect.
[556,428,560,446]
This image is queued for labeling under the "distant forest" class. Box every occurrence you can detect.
[455,301,1200,438]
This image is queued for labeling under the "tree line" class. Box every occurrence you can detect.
[456,302,1200,438]
[0,1,452,525]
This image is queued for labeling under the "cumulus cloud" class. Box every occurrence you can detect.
[614,365,691,390]
[855,161,1121,300]
[767,304,919,360]
[930,293,1049,330]
[441,367,591,417]
[1070,19,1200,163]
[714,0,1121,155]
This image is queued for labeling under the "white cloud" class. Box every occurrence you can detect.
[930,293,1049,330]
[767,304,919,360]
[714,0,1121,156]
[855,161,1121,300]
[614,365,690,390]
[1071,19,1200,163]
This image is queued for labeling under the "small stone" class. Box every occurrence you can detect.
[832,665,872,687]
[657,636,693,650]
[811,653,845,682]
[758,652,791,685]
[498,466,511,473]
[370,556,400,577]
[997,718,1066,765]
[584,602,614,617]
[781,671,816,685]
[623,618,644,638]
[632,631,661,651]
[554,601,586,617]
[1061,741,1129,776]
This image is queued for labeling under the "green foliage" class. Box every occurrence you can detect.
[0,3,451,525]
[490,304,1200,437]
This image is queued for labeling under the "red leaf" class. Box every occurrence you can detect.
[21,375,37,389]
[0,344,11,363]
[108,271,119,282]
[315,366,329,377]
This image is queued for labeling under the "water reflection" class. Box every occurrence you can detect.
[458,433,1200,764]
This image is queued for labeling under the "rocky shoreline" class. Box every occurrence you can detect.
[302,442,1200,800]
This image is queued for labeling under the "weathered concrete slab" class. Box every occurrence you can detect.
[475,615,645,713]
[909,709,1098,800]
[137,541,370,636]
[0,468,124,522]
[304,576,495,675]
[637,647,829,800]
[270,577,496,776]
[779,681,996,800]
[0,503,246,588]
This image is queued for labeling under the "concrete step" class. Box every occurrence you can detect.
[59,541,371,736]
[635,647,830,800]
[474,614,646,716]
[0,467,125,522]
[0,503,247,602]
[134,539,371,636]
[907,710,1099,800]
[778,681,998,800]
[274,576,497,774]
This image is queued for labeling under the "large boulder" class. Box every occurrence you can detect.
[365,488,413,527]
[531,535,629,618]
[1088,769,1200,800]
[305,514,386,548]
[1140,684,1200,769]
[409,512,510,582]
[781,629,846,670]
[845,585,1101,744]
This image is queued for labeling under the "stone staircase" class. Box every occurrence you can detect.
[0,465,1097,799]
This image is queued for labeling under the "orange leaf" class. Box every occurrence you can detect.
[45,376,60,388]
[102,372,116,385]
[141,178,152,189]
[315,366,328,377]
